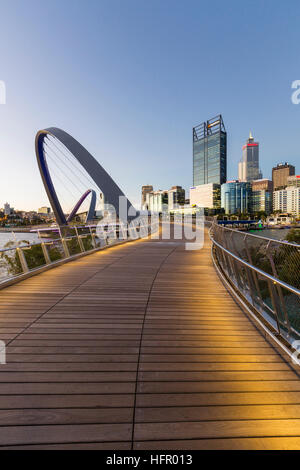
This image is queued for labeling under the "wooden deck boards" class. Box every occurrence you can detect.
[0,229,299,449]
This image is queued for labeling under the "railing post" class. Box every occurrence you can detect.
[59,227,70,258]
[244,235,265,311]
[89,226,97,248]
[225,232,242,289]
[216,225,231,277]
[41,242,51,265]
[266,241,291,333]
[267,279,282,335]
[17,248,29,273]
[75,227,85,253]
[230,231,248,291]
[119,223,128,241]
[61,238,70,258]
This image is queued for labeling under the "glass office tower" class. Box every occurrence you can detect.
[221,181,252,215]
[193,115,227,186]
[251,179,273,215]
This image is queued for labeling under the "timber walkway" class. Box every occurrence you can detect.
[0,229,299,449]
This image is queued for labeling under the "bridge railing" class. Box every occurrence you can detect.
[210,221,300,348]
[0,221,155,286]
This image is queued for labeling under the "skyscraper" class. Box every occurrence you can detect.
[238,132,262,182]
[272,163,295,191]
[193,115,227,187]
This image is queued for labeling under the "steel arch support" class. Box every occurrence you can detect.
[67,189,97,224]
[35,127,134,226]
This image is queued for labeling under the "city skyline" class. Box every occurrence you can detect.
[0,0,300,211]
[2,124,299,213]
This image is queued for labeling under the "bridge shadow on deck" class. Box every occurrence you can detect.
[0,228,299,449]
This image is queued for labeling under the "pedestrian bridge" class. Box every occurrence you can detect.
[0,225,299,449]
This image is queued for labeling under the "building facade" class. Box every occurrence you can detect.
[145,190,169,213]
[141,185,153,210]
[273,189,287,213]
[168,186,185,211]
[273,187,300,216]
[190,183,221,209]
[287,187,300,215]
[145,186,185,212]
[272,163,295,191]
[251,179,273,192]
[38,206,51,215]
[221,181,252,215]
[267,214,294,226]
[3,203,13,216]
[238,132,262,182]
[287,175,300,188]
[193,115,227,187]
[251,179,273,215]
[252,191,273,215]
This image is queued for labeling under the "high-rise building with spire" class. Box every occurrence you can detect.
[193,115,227,186]
[238,132,262,182]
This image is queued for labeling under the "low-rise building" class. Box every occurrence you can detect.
[267,214,294,226]
[273,186,300,216]
[287,175,300,188]
[273,189,287,213]
[145,186,185,213]
[168,186,185,211]
[287,186,300,216]
[145,190,168,213]
[190,183,220,209]
[38,206,51,215]
[141,185,153,210]
[4,202,12,216]
[251,179,273,215]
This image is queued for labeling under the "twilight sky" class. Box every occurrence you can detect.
[0,0,299,210]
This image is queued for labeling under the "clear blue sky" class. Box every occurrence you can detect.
[0,0,299,210]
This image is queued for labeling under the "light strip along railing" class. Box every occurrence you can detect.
[0,220,156,286]
[210,221,300,348]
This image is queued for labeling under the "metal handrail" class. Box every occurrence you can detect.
[217,222,300,248]
[210,231,300,297]
[0,220,157,285]
[209,221,300,350]
[0,233,80,253]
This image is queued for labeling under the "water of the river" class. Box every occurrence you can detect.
[247,228,292,241]
[0,232,52,280]
[0,232,43,249]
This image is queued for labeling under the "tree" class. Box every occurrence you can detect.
[285,228,300,245]
[254,211,267,221]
